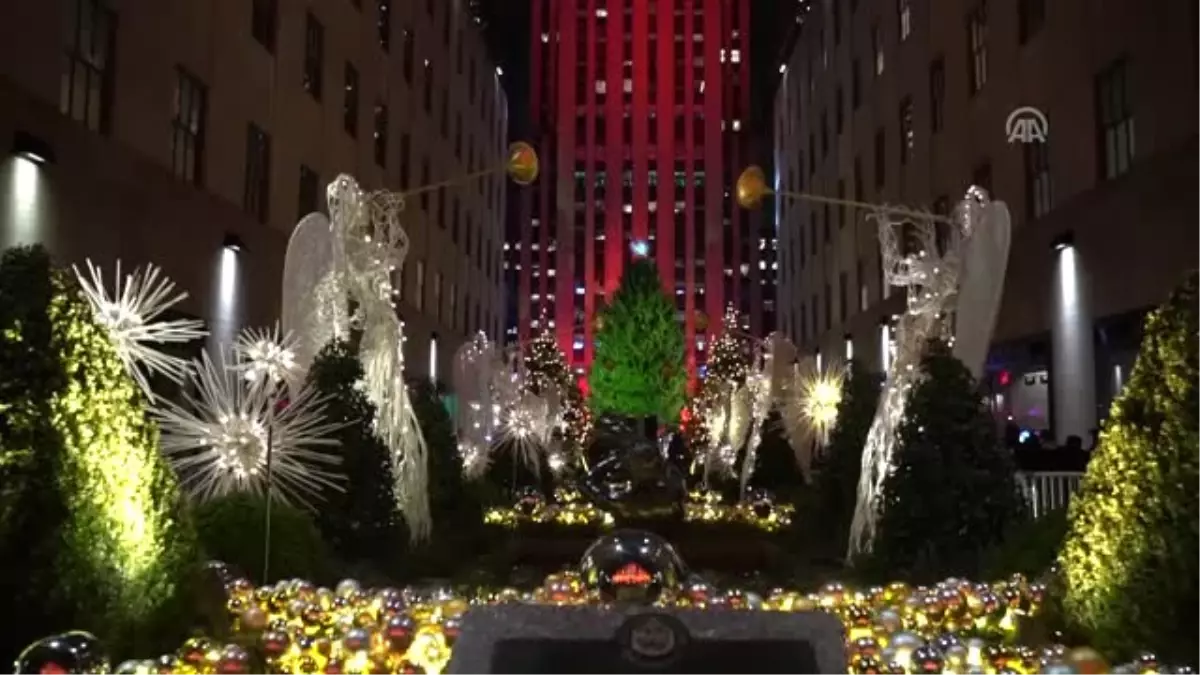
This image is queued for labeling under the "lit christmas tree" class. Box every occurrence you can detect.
[523,317,593,462]
[685,305,752,459]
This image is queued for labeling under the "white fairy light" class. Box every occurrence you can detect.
[154,350,344,510]
[73,259,208,401]
[235,324,300,390]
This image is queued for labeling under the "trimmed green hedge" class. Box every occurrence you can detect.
[194,491,335,585]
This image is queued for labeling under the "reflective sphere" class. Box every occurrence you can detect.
[745,486,776,519]
[15,631,110,675]
[514,486,545,515]
[580,424,687,519]
[580,529,687,604]
[735,166,770,210]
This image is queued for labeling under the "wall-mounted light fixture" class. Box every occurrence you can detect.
[1051,231,1074,252]
[11,131,55,166]
[222,233,246,253]
[844,333,854,362]
[879,319,893,373]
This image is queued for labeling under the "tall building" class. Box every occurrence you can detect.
[772,0,1197,442]
[507,0,769,378]
[0,0,508,382]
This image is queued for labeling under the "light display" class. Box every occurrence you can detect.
[24,560,1187,675]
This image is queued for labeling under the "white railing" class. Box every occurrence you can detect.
[1017,471,1085,519]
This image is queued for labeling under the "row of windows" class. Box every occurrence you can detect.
[398,261,500,339]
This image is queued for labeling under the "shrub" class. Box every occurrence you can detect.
[0,245,200,660]
[193,491,334,585]
[982,509,1068,581]
[867,340,1026,583]
[801,362,881,557]
[1058,273,1199,665]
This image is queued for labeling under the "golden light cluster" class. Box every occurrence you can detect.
[42,567,1182,675]
[483,488,616,529]
[683,489,795,533]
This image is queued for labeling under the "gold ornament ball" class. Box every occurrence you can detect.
[735,165,770,210]
[507,142,540,185]
[1064,647,1109,674]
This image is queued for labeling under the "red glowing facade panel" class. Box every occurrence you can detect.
[508,0,764,374]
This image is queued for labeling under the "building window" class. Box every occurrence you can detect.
[967,2,989,94]
[377,0,391,51]
[243,124,272,224]
[853,156,863,201]
[298,165,319,219]
[449,282,457,329]
[857,259,868,310]
[402,28,414,81]
[421,159,431,209]
[933,196,951,254]
[898,0,912,40]
[414,260,425,310]
[899,96,914,165]
[423,65,433,112]
[251,0,278,52]
[343,63,359,136]
[808,134,816,175]
[799,302,808,342]
[399,133,411,185]
[836,179,846,229]
[1025,142,1053,219]
[451,198,460,243]
[839,271,848,322]
[303,12,324,99]
[973,161,993,194]
[1095,58,1135,180]
[455,113,463,158]
[440,88,450,136]
[832,0,842,44]
[61,0,116,133]
[929,57,945,132]
[835,85,845,134]
[433,272,443,319]
[820,111,829,158]
[851,57,862,108]
[373,103,388,166]
[823,283,832,331]
[1018,0,1045,44]
[874,128,886,188]
[872,23,884,76]
[170,68,206,185]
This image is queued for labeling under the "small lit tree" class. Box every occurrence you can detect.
[589,258,686,434]
[523,321,593,463]
[1058,273,1198,664]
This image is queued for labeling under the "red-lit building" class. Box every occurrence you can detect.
[506,0,767,377]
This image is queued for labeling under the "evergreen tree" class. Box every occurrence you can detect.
[588,259,686,426]
[524,323,593,456]
[805,362,881,555]
[0,246,200,659]
[306,338,404,568]
[1058,273,1198,665]
[687,305,753,456]
[868,339,1026,582]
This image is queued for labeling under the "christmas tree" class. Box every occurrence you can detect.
[588,258,686,429]
[685,305,752,456]
[867,339,1026,582]
[306,338,405,568]
[522,321,593,464]
[1058,273,1198,664]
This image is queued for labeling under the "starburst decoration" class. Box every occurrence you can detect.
[154,350,344,509]
[73,259,208,401]
[780,357,847,474]
[235,324,301,391]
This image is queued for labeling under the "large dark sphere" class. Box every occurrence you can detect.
[14,631,110,674]
[580,530,687,605]
[581,418,687,519]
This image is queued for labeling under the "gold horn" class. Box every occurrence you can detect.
[506,141,540,185]
[735,165,772,210]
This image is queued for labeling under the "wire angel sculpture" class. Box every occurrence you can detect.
[847,187,1004,560]
[318,175,431,542]
[73,259,208,401]
[452,332,502,479]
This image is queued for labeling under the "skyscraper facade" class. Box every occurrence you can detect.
[507,0,768,378]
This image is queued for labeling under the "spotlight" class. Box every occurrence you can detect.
[1051,231,1074,252]
[11,130,55,165]
[222,233,246,253]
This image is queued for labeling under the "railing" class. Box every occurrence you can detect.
[1017,471,1085,519]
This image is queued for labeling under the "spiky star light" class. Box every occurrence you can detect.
[154,350,344,509]
[73,259,208,400]
[235,324,301,391]
[782,357,847,453]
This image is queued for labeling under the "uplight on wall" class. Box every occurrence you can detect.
[844,334,854,362]
[815,348,823,372]
[429,332,439,384]
[879,320,892,372]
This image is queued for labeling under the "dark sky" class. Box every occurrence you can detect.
[475,1,795,138]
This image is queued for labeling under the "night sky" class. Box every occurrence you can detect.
[474,0,798,139]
